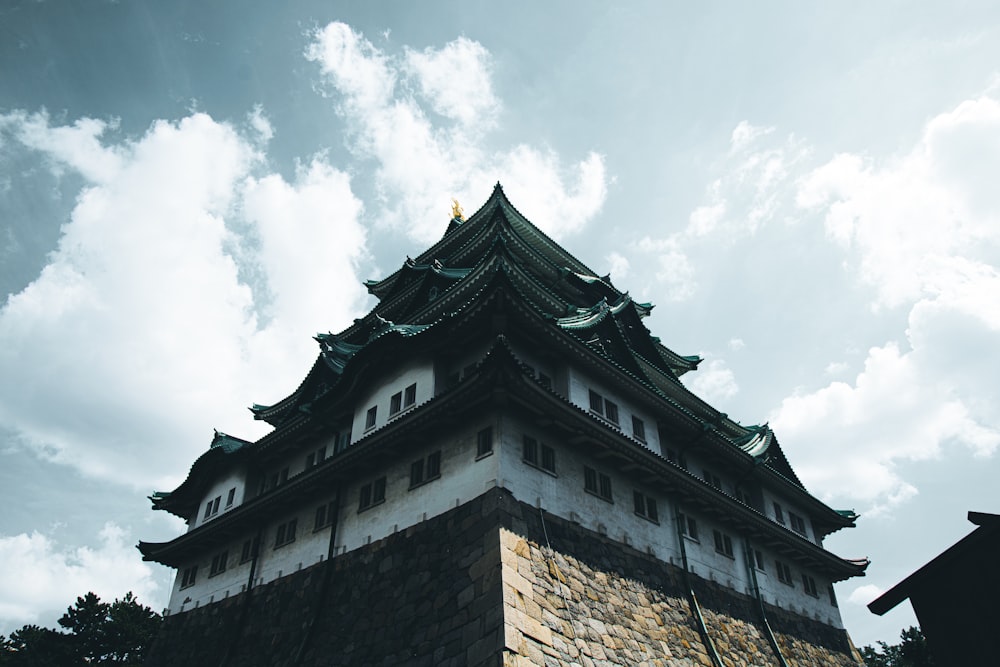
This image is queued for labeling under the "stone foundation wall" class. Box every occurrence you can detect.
[145,488,861,667]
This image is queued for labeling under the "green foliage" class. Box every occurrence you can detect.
[0,592,160,666]
[860,626,935,667]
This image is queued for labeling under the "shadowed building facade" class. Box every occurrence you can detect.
[140,186,869,666]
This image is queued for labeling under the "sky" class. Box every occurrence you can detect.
[2,0,999,649]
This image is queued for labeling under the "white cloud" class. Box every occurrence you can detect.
[634,119,809,300]
[0,523,159,633]
[772,92,1000,515]
[683,358,739,405]
[727,338,745,351]
[0,111,370,490]
[796,96,1000,310]
[847,583,883,607]
[306,22,607,243]
[605,251,630,281]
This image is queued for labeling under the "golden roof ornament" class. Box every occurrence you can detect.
[451,198,465,221]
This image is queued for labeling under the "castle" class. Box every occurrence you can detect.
[140,185,868,666]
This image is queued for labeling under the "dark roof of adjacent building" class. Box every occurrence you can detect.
[868,511,1000,615]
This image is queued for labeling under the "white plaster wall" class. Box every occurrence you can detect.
[336,417,499,553]
[760,488,815,543]
[192,468,247,530]
[351,358,435,443]
[565,367,662,455]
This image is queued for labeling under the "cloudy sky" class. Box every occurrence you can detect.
[3,0,999,648]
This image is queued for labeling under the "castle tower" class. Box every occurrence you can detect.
[140,185,868,666]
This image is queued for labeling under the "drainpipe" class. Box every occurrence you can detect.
[674,507,724,667]
[741,537,790,667]
[291,489,341,666]
[218,527,263,667]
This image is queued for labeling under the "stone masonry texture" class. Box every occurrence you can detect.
[144,488,862,666]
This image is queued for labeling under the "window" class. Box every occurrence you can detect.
[736,488,754,507]
[633,491,658,523]
[275,519,297,548]
[522,436,537,464]
[358,477,386,511]
[790,512,807,536]
[802,574,819,597]
[751,548,766,571]
[631,416,646,442]
[315,500,338,529]
[239,538,258,564]
[209,550,228,577]
[703,470,722,490]
[390,391,402,415]
[776,560,793,586]
[828,584,838,607]
[679,512,699,541]
[365,406,377,430]
[713,530,734,558]
[305,445,326,470]
[773,502,785,525]
[204,495,221,520]
[588,390,619,424]
[180,566,197,589]
[226,488,236,508]
[404,383,417,408]
[476,427,493,458]
[541,445,556,473]
[589,389,603,415]
[334,430,350,454]
[584,466,612,501]
[409,452,442,488]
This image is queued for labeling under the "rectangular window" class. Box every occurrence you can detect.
[589,389,603,415]
[305,452,315,469]
[476,427,493,458]
[226,488,236,508]
[584,466,612,501]
[631,416,646,442]
[389,391,402,415]
[204,500,213,519]
[633,491,659,523]
[713,530,734,558]
[180,566,197,589]
[209,551,228,577]
[774,502,785,525]
[790,512,807,536]
[409,453,441,489]
[802,574,819,597]
[315,501,337,529]
[275,519,297,548]
[604,400,619,425]
[358,477,386,511]
[776,560,793,585]
[828,584,838,607]
[679,512,699,541]
[522,435,538,465]
[404,383,417,408]
[753,548,765,571]
[541,444,556,473]
[365,406,377,430]
[426,451,441,478]
[240,538,258,564]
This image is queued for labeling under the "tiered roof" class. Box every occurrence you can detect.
[142,184,866,579]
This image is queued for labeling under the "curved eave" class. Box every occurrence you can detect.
[151,444,252,519]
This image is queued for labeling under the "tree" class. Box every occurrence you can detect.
[860,626,935,667]
[0,592,160,666]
